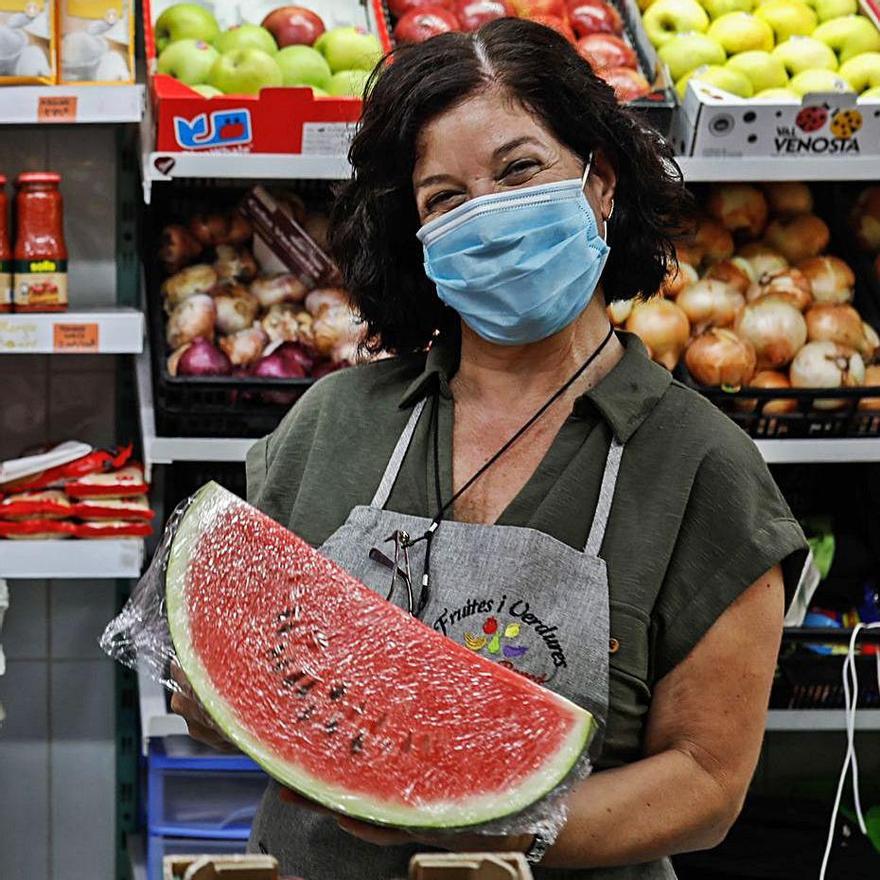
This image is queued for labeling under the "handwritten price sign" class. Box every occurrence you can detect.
[37,96,78,123]
[0,318,38,351]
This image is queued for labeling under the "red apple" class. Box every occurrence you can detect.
[455,0,513,30]
[599,66,651,101]
[576,33,636,70]
[393,7,461,42]
[526,13,576,41]
[566,0,622,38]
[389,0,453,18]
[509,0,567,18]
[261,6,325,48]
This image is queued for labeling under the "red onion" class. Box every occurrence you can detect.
[251,343,312,379]
[685,328,756,388]
[735,297,807,369]
[676,279,744,331]
[625,297,690,370]
[176,337,232,376]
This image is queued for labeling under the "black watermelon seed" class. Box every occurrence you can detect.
[351,732,365,754]
[329,684,346,701]
[282,672,304,687]
[276,623,293,635]
[273,658,291,672]
[325,718,339,734]
[297,681,316,696]
[276,609,292,621]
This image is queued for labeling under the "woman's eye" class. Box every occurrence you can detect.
[426,191,460,212]
[502,159,538,179]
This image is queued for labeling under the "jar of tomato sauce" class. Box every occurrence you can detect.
[0,175,11,313]
[13,172,68,312]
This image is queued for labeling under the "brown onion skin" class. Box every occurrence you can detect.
[686,328,757,387]
[747,268,813,312]
[798,256,855,305]
[706,184,768,238]
[694,217,734,264]
[705,259,751,296]
[764,214,830,264]
[676,279,744,330]
[737,243,788,279]
[805,303,866,352]
[660,262,698,298]
[159,224,202,274]
[859,364,880,411]
[625,298,690,370]
[736,370,797,415]
[764,182,813,217]
[735,296,807,370]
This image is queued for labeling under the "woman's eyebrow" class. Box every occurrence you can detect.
[493,135,543,158]
[414,173,458,190]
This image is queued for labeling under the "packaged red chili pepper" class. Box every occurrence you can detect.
[65,464,148,499]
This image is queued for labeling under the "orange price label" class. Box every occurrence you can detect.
[53,323,99,353]
[37,96,78,123]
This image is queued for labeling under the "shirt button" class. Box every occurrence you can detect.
[609,637,620,654]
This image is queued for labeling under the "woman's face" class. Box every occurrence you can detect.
[412,88,616,227]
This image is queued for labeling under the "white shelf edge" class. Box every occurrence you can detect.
[0,538,144,579]
[677,156,880,182]
[0,307,144,354]
[755,438,880,464]
[766,709,880,731]
[0,84,144,125]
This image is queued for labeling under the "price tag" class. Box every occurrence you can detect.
[37,96,78,123]
[53,323,99,352]
[0,317,38,351]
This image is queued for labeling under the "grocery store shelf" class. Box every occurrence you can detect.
[0,539,144,579]
[136,350,256,475]
[766,710,880,731]
[755,438,880,464]
[0,84,143,125]
[0,307,144,354]
[677,156,880,183]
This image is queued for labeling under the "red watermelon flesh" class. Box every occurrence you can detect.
[166,482,595,829]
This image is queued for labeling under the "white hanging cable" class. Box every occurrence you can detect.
[819,621,880,880]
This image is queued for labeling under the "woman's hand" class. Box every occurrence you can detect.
[169,663,237,753]
[278,788,533,852]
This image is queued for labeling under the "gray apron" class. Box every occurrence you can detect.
[249,399,668,879]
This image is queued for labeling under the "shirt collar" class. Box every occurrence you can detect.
[398,331,671,443]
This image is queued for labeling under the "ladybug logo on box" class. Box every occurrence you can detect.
[774,103,863,155]
[173,109,253,151]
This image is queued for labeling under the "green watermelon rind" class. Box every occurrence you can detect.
[166,481,596,829]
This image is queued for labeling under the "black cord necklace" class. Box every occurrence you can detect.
[408,323,616,614]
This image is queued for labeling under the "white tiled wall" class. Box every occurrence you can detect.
[0,125,122,880]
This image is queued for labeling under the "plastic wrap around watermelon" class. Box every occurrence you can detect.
[162,483,596,830]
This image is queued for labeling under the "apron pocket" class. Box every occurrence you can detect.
[608,601,650,685]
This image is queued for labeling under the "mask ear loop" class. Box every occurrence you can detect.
[582,153,611,242]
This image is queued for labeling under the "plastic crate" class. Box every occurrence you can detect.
[148,834,247,880]
[148,737,267,839]
[770,651,880,710]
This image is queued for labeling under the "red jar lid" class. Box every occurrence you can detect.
[0,174,5,185]
[16,172,61,185]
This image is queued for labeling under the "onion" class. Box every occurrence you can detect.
[735,297,807,369]
[685,328,756,388]
[790,341,865,410]
[188,213,229,247]
[765,214,829,264]
[676,241,703,267]
[764,182,813,217]
[311,360,347,379]
[805,304,867,353]
[167,293,215,349]
[161,263,218,313]
[706,184,768,238]
[176,337,232,376]
[261,303,312,343]
[797,256,855,304]
[167,344,189,377]
[251,343,312,379]
[250,274,309,309]
[625,297,690,370]
[862,322,879,362]
[158,224,202,274]
[659,262,699,298]
[737,370,797,415]
[305,287,349,317]
[225,212,252,246]
[303,213,330,251]
[331,340,359,365]
[747,268,813,312]
[219,325,269,366]
[730,256,757,283]
[858,364,880,411]
[213,284,260,335]
[313,306,362,357]
[705,259,752,295]
[676,279,744,330]
[694,217,734,264]
[213,245,258,283]
[607,299,633,325]
[736,243,788,279]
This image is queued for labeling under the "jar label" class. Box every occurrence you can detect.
[13,259,68,310]
[0,261,11,313]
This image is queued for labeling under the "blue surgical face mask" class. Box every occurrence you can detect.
[417,161,610,346]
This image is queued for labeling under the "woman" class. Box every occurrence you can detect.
[172,18,808,879]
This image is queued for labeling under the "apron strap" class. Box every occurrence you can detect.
[584,438,624,556]
[370,399,428,509]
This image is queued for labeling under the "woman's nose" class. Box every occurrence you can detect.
[468,177,504,200]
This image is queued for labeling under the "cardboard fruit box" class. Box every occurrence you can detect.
[145,0,392,154]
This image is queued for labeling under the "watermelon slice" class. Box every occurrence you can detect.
[166,482,595,829]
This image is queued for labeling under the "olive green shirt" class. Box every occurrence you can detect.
[246,332,807,772]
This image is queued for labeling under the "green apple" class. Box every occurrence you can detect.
[213,24,277,56]
[676,63,755,97]
[772,36,838,74]
[642,0,709,48]
[208,47,283,95]
[157,38,219,85]
[276,45,332,89]
[754,85,801,98]
[310,86,329,97]
[704,0,753,19]
[859,85,880,99]
[190,83,222,97]
[813,15,880,63]
[659,32,727,81]
[708,12,774,53]
[755,1,817,41]
[318,27,383,73]
[839,52,880,92]
[814,0,856,20]
[727,50,789,90]
[326,69,372,98]
[789,67,854,94]
[154,3,219,53]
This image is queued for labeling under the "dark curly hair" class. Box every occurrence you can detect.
[329,17,692,355]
